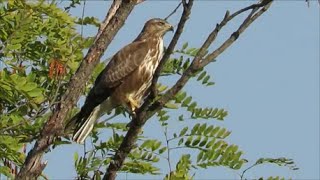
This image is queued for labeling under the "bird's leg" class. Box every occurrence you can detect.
[126,97,140,128]
[128,96,140,115]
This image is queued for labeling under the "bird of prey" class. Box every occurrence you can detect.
[66,18,173,144]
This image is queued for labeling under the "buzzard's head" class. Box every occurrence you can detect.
[142,18,174,37]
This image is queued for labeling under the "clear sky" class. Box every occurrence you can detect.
[43,1,319,179]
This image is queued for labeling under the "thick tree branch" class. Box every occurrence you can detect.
[103,1,273,179]
[16,1,140,179]
[94,0,122,44]
[103,1,194,180]
[149,0,193,100]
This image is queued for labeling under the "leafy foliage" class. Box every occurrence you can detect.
[165,154,193,180]
[258,176,287,180]
[174,90,228,120]
[162,43,214,87]
[162,122,246,175]
[240,157,299,180]
[0,0,96,177]
[254,157,299,171]
[0,1,297,179]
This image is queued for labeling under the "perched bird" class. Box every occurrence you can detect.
[66,18,173,144]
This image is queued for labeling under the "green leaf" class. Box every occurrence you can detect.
[7,43,22,50]
[182,96,192,107]
[217,128,227,138]
[27,88,43,97]
[175,91,187,103]
[182,59,190,70]
[0,166,13,178]
[233,160,244,169]
[151,141,161,151]
[157,84,168,92]
[191,123,200,134]
[204,125,214,136]
[197,151,204,163]
[197,71,206,81]
[210,126,220,136]
[185,136,192,146]
[206,82,215,86]
[21,82,37,92]
[179,127,188,137]
[182,42,188,50]
[186,48,197,55]
[157,110,167,117]
[199,123,207,134]
[187,102,197,111]
[141,140,152,149]
[160,115,169,122]
[206,138,216,148]
[199,137,208,147]
[190,49,199,56]
[164,102,179,109]
[74,152,79,162]
[192,136,201,146]
[202,75,210,84]
[158,147,167,154]
[178,138,184,146]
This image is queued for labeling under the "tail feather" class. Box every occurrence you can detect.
[66,98,114,144]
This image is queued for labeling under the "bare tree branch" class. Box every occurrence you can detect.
[103,1,194,180]
[16,1,141,179]
[94,0,122,44]
[200,0,273,67]
[149,0,193,99]
[103,0,273,179]
[149,0,273,114]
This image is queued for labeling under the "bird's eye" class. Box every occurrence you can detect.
[158,21,165,25]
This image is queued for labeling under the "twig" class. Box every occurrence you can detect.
[16,1,140,179]
[200,0,272,68]
[48,77,62,112]
[240,163,257,180]
[0,121,25,134]
[80,0,86,38]
[167,133,226,142]
[138,147,168,160]
[164,2,182,21]
[164,127,172,178]
[2,102,28,116]
[169,145,207,152]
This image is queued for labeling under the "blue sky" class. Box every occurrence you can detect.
[43,1,319,179]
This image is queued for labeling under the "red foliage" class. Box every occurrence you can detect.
[49,59,66,79]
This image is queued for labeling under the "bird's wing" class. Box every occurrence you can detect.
[66,40,151,137]
[95,40,150,88]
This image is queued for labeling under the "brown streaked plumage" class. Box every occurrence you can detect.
[66,18,173,144]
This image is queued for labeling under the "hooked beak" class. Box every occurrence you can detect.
[168,24,174,32]
[169,25,174,32]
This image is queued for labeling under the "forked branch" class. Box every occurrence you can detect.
[103,0,273,179]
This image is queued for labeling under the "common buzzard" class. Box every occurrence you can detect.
[66,18,173,144]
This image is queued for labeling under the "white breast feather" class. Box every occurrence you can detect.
[133,38,164,104]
